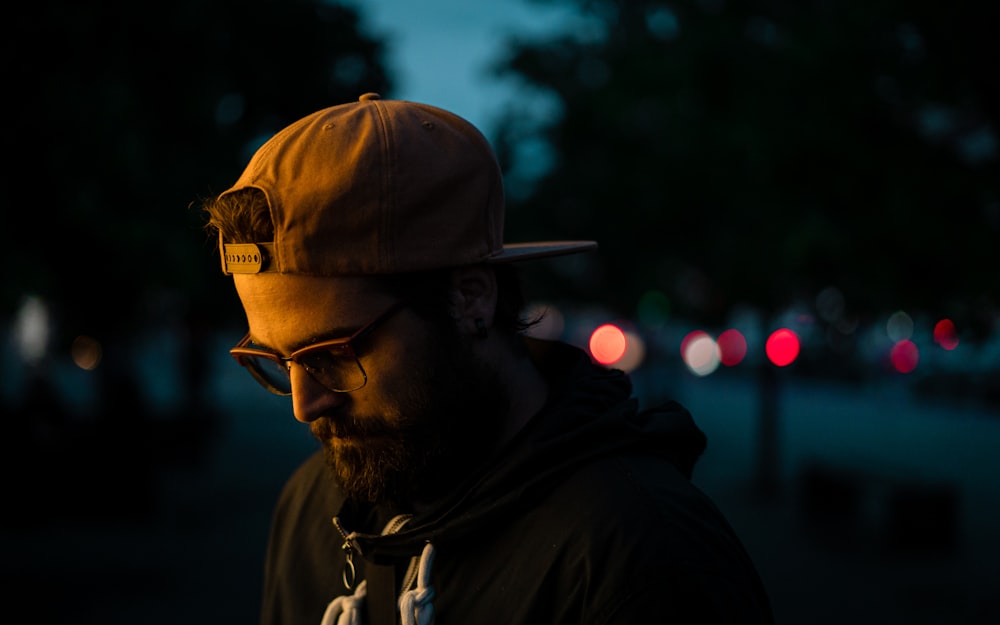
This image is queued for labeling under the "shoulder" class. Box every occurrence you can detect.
[268,448,341,541]
[270,449,341,532]
[277,449,333,501]
[541,453,735,557]
[261,450,347,625]
[531,454,773,622]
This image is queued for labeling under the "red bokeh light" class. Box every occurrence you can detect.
[589,324,628,365]
[765,328,800,367]
[933,319,959,350]
[890,339,920,373]
[717,329,747,366]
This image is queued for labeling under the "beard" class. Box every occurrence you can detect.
[310,324,510,508]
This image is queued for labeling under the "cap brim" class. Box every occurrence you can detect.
[487,241,598,263]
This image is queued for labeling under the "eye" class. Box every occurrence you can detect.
[297,345,353,372]
[297,351,330,371]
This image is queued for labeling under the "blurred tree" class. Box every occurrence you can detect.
[492,0,1000,495]
[494,0,999,336]
[1,0,392,486]
[5,0,392,333]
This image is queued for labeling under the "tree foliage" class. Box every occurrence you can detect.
[4,0,392,339]
[494,0,1000,337]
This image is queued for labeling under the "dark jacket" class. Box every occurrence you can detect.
[260,340,774,624]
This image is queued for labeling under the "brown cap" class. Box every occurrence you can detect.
[219,93,597,275]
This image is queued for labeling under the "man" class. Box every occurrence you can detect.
[201,93,773,625]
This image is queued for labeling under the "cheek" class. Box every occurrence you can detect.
[364,349,429,405]
[363,333,445,409]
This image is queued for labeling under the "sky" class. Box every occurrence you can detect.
[345,0,578,138]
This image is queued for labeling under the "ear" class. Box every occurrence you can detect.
[448,265,498,334]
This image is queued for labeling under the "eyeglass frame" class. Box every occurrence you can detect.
[229,300,407,396]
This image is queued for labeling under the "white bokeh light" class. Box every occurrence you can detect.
[682,331,721,377]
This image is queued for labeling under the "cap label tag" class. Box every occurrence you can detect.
[222,243,273,274]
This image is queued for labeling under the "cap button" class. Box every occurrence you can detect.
[359,92,381,101]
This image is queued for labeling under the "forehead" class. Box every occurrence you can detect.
[233,273,393,349]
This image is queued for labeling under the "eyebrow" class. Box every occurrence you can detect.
[247,323,362,356]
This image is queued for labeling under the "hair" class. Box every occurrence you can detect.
[379,264,538,342]
[201,187,274,245]
[201,188,540,339]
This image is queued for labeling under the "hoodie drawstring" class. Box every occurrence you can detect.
[321,580,368,625]
[399,542,436,625]
[324,514,437,625]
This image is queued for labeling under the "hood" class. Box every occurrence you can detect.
[338,339,707,563]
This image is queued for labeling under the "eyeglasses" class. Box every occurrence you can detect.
[229,301,406,396]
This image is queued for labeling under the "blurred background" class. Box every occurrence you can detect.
[2,0,998,623]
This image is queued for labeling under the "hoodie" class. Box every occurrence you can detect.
[259,339,774,625]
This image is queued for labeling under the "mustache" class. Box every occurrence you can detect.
[311,413,401,440]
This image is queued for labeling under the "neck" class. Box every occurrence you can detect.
[490,336,549,449]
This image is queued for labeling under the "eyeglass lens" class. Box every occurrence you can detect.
[242,348,366,395]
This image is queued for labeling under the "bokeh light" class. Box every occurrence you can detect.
[717,329,747,366]
[890,339,920,373]
[71,335,103,371]
[681,330,721,376]
[615,330,646,373]
[589,323,628,365]
[765,328,800,367]
[933,319,960,350]
[815,286,845,323]
[13,295,50,365]
[886,310,914,342]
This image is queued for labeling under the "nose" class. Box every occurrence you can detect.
[289,365,348,423]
